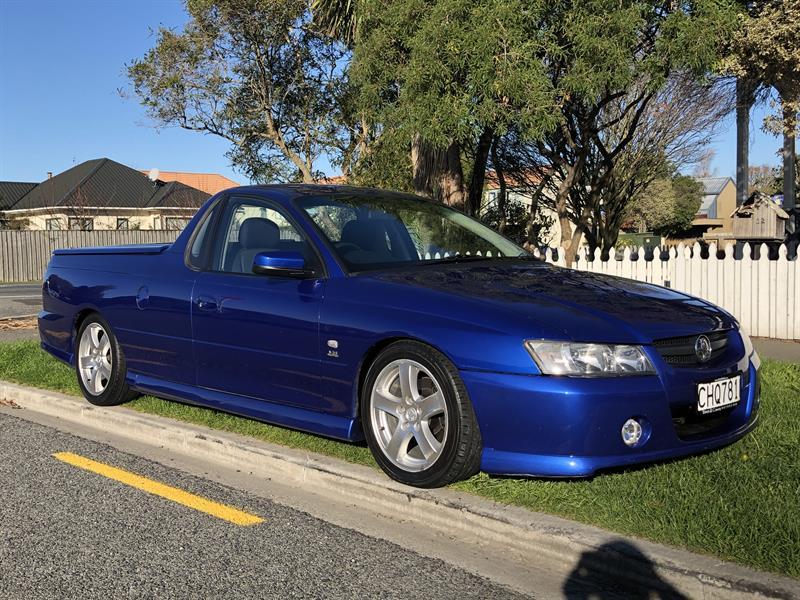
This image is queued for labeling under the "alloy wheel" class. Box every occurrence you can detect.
[78,322,112,395]
[369,359,449,472]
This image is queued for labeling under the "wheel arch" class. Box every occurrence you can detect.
[354,335,457,419]
[71,308,100,358]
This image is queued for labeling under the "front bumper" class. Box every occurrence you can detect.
[462,348,760,477]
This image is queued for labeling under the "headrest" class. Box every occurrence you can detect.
[341,219,387,252]
[239,217,279,249]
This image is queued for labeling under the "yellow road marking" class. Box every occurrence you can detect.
[53,452,264,526]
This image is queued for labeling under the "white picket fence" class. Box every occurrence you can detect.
[534,243,799,341]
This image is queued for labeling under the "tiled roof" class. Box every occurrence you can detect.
[8,159,209,211]
[140,170,239,195]
[484,169,543,190]
[0,181,37,210]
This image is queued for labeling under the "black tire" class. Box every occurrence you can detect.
[74,313,138,407]
[360,341,482,488]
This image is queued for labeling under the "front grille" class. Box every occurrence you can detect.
[672,408,734,440]
[653,330,730,367]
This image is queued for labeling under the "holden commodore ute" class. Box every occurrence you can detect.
[39,185,760,487]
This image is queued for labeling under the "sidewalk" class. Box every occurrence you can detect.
[753,337,800,363]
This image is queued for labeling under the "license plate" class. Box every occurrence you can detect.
[697,375,741,414]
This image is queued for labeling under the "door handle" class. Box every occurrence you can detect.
[196,296,218,312]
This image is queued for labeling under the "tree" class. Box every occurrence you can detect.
[518,71,733,260]
[127,0,361,183]
[749,163,780,195]
[480,199,554,247]
[668,175,705,236]
[693,148,716,178]
[484,1,735,262]
[625,175,703,236]
[351,0,559,213]
[725,0,800,212]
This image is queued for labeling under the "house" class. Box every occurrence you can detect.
[139,170,239,195]
[0,158,211,231]
[481,171,563,246]
[692,177,736,240]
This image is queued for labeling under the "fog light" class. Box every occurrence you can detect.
[621,418,643,447]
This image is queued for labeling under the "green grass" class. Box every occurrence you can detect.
[1,339,798,578]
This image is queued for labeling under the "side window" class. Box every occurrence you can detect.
[211,198,314,274]
[187,204,219,270]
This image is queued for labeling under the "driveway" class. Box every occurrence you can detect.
[0,283,41,319]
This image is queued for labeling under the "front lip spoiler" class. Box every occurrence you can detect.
[479,411,759,479]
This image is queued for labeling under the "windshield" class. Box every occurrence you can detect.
[297,193,528,272]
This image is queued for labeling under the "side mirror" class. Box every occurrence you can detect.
[252,251,312,278]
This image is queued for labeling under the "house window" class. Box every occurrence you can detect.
[165,217,189,230]
[46,218,61,230]
[116,218,129,230]
[68,217,94,231]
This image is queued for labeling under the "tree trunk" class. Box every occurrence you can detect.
[466,127,494,217]
[555,159,585,261]
[411,134,433,197]
[490,140,508,233]
[564,208,590,265]
[439,141,466,209]
[411,134,465,208]
[782,100,797,213]
[736,78,755,206]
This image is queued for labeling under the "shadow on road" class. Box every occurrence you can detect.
[562,540,688,599]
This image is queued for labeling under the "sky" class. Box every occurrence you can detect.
[0,0,787,186]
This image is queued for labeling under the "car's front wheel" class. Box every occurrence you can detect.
[75,313,137,407]
[361,341,482,488]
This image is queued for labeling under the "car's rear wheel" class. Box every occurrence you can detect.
[361,341,482,488]
[75,314,137,407]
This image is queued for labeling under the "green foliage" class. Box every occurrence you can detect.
[669,174,705,234]
[627,174,703,237]
[350,0,562,189]
[127,0,351,183]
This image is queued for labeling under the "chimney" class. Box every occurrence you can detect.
[47,172,53,179]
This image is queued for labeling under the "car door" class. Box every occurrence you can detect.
[190,194,326,410]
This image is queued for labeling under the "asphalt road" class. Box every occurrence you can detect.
[0,412,523,600]
[0,283,41,319]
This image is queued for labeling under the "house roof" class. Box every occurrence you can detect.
[731,193,790,219]
[8,158,210,212]
[0,181,37,210]
[484,169,543,190]
[695,177,732,196]
[693,177,733,219]
[140,170,239,195]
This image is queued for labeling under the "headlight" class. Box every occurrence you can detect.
[524,340,656,376]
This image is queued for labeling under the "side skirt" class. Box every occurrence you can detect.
[127,373,363,443]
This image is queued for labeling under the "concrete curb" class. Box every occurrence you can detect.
[2,379,798,599]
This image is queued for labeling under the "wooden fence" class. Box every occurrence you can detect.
[0,230,181,283]
[536,243,800,341]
